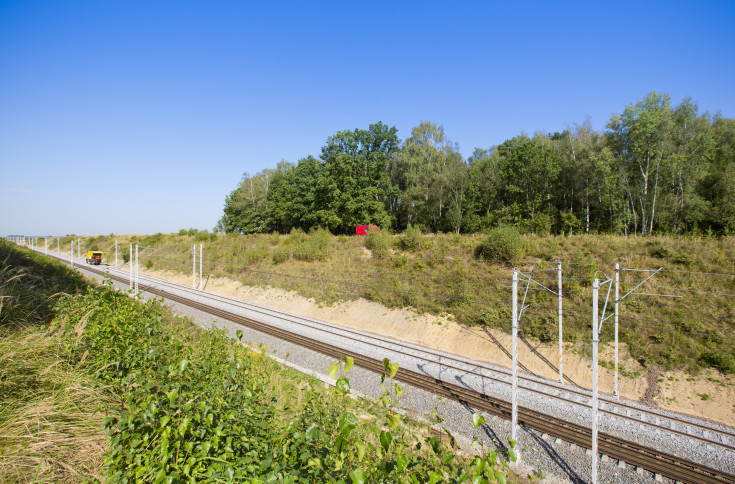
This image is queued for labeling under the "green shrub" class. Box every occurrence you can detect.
[178,229,187,236]
[434,235,450,260]
[292,227,330,262]
[474,226,524,263]
[398,225,424,252]
[272,246,289,264]
[649,243,674,260]
[365,231,390,258]
[701,350,735,374]
[284,228,308,245]
[194,230,209,242]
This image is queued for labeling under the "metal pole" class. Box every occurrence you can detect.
[115,241,118,268]
[45,237,47,255]
[591,278,600,484]
[199,243,203,289]
[71,240,74,269]
[58,238,60,253]
[558,261,563,384]
[135,245,139,296]
[511,271,519,449]
[129,244,133,290]
[192,244,196,288]
[614,264,620,399]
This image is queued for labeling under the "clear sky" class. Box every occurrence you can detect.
[1,0,733,236]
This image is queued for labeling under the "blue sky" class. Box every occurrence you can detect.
[1,0,733,236]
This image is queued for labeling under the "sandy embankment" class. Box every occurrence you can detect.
[143,268,735,427]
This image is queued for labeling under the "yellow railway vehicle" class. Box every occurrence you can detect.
[86,251,103,265]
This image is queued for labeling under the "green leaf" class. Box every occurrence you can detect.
[382,358,390,372]
[335,436,346,454]
[487,449,496,463]
[429,472,442,484]
[396,454,408,471]
[259,456,272,471]
[442,450,455,464]
[236,329,243,341]
[508,448,517,462]
[354,442,366,461]
[495,470,507,484]
[305,423,319,440]
[387,412,401,430]
[394,383,403,396]
[344,355,354,374]
[472,413,485,429]
[349,469,366,484]
[388,362,399,379]
[338,413,357,438]
[508,439,516,449]
[336,376,351,395]
[379,430,392,453]
[328,362,339,380]
[179,359,189,373]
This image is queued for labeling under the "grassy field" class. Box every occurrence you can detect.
[46,230,735,376]
[1,240,534,483]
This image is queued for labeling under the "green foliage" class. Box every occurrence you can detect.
[700,350,735,374]
[45,271,518,482]
[365,231,391,258]
[398,225,424,252]
[214,93,735,237]
[475,226,524,263]
[272,246,289,264]
[292,227,331,262]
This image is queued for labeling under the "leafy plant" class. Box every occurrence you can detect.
[475,225,524,263]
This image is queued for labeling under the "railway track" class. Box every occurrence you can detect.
[47,252,735,484]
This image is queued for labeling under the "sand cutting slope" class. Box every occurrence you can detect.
[146,269,735,427]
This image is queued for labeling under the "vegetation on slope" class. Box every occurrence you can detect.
[48,230,735,376]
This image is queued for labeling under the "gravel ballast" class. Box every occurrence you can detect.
[53,254,735,484]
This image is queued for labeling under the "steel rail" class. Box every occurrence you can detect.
[109,262,735,451]
[46,253,735,484]
[51,253,735,449]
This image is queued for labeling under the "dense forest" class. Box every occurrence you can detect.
[218,92,735,236]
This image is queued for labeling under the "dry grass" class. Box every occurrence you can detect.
[0,326,114,483]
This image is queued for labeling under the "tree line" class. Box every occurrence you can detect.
[218,92,735,236]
